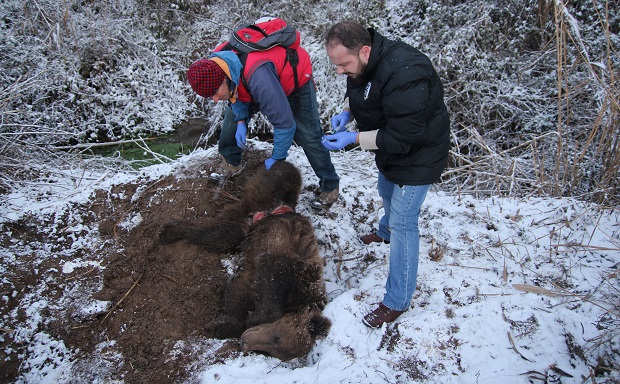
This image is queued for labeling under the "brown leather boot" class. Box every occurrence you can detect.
[362,303,405,328]
[311,188,339,210]
[360,233,390,244]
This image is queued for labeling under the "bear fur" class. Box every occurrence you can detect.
[159,160,303,253]
[158,161,331,361]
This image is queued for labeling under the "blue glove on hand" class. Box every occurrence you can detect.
[330,111,351,133]
[235,121,247,149]
[264,157,278,170]
[321,131,358,150]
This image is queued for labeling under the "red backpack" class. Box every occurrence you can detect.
[222,17,301,98]
[229,17,300,53]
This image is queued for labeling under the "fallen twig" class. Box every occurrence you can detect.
[547,280,620,319]
[102,273,143,323]
[162,273,179,284]
[514,282,620,319]
[507,331,534,362]
[216,188,241,202]
[333,254,365,263]
[477,292,516,297]
[553,244,620,252]
[335,246,343,280]
[66,266,98,281]
[512,284,569,297]
[54,137,158,150]
[445,263,493,271]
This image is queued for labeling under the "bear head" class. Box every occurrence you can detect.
[240,308,331,361]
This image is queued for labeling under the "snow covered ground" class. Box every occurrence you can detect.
[1,141,618,383]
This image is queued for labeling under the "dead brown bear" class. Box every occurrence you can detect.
[158,161,331,361]
[159,160,303,253]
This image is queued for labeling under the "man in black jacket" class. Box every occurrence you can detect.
[322,21,450,328]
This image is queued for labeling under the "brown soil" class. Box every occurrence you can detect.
[47,149,274,383]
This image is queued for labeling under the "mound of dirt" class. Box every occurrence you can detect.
[52,149,276,383]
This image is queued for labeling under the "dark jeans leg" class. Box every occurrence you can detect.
[218,106,242,166]
[289,81,340,192]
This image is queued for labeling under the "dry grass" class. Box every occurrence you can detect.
[441,0,619,206]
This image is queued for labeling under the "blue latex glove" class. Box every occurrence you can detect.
[235,121,247,149]
[331,111,351,133]
[321,131,358,150]
[264,157,278,170]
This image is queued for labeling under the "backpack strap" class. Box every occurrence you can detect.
[237,52,251,93]
[284,48,300,112]
[285,49,299,94]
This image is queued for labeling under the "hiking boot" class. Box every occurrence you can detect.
[223,161,243,177]
[360,233,390,245]
[208,159,244,185]
[362,303,405,329]
[311,188,339,210]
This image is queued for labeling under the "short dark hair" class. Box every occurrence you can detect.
[324,21,372,54]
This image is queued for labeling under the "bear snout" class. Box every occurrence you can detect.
[240,325,277,350]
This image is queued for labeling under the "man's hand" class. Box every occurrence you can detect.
[330,111,351,133]
[235,121,247,149]
[321,131,358,150]
[264,157,278,170]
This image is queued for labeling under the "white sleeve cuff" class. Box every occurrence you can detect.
[358,130,379,150]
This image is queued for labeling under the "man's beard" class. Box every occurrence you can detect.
[347,61,367,86]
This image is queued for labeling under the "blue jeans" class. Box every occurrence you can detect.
[218,80,340,193]
[376,172,431,312]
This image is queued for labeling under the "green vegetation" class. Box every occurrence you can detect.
[90,137,194,169]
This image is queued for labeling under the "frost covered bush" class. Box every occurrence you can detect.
[381,0,618,202]
[0,0,189,145]
[0,0,617,202]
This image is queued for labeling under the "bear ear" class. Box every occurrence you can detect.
[308,314,331,338]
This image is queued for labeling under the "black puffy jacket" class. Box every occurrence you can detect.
[346,29,450,186]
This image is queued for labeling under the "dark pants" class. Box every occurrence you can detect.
[218,81,339,192]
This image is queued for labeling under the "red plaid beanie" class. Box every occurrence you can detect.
[187,59,226,98]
